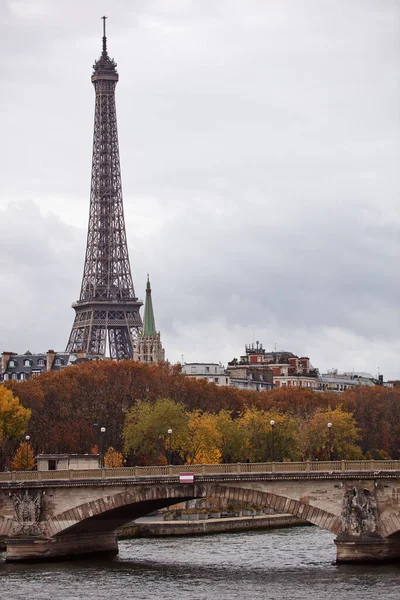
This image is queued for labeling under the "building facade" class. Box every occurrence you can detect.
[228,341,319,389]
[318,370,380,392]
[182,363,230,387]
[1,350,77,382]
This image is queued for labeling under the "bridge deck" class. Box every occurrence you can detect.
[0,459,399,485]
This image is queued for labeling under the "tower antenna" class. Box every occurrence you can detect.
[101,16,107,54]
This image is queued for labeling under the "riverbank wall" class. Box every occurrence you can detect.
[118,513,307,539]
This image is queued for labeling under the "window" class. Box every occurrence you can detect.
[48,459,57,471]
[11,373,18,380]
[55,359,62,366]
[225,378,228,384]
[20,373,25,381]
[3,374,8,381]
[215,378,219,384]
[205,367,209,373]
[38,359,45,367]
[215,367,217,373]
[24,360,30,367]
[9,360,15,368]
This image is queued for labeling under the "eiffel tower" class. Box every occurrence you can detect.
[66,18,143,360]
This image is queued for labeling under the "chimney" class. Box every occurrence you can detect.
[1,351,15,374]
[46,350,56,371]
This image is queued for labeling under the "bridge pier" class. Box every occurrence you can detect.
[335,535,400,563]
[5,532,119,562]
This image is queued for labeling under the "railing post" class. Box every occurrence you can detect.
[12,472,16,483]
[168,465,173,475]
[306,460,310,472]
[341,460,346,472]
[271,462,276,473]
[237,463,241,474]
[369,459,375,471]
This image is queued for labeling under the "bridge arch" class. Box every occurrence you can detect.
[44,483,342,538]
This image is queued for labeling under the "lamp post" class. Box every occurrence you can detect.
[270,420,275,462]
[25,435,30,470]
[167,429,173,465]
[100,427,106,467]
[327,422,333,461]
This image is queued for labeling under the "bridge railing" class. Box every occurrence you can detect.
[0,459,399,483]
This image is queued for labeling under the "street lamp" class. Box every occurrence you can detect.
[25,435,30,471]
[167,429,173,465]
[100,427,106,467]
[327,422,333,461]
[270,420,275,462]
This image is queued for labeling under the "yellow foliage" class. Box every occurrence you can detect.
[0,386,31,444]
[303,405,361,460]
[185,411,222,464]
[10,442,35,471]
[103,446,124,468]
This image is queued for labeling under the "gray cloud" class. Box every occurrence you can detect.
[1,1,399,377]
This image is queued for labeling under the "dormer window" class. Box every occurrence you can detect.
[11,373,18,380]
[24,359,31,367]
[38,359,45,367]
[55,358,62,366]
[9,360,16,368]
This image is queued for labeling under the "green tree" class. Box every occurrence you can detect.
[215,410,246,463]
[239,407,300,462]
[123,398,189,464]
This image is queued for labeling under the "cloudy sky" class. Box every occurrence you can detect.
[0,1,399,377]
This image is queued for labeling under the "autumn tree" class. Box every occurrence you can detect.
[303,405,362,460]
[184,411,222,464]
[0,386,31,468]
[10,441,35,471]
[342,386,400,459]
[104,446,124,468]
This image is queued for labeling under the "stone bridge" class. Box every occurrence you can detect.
[1,460,400,563]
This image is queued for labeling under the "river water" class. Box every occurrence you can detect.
[1,527,400,600]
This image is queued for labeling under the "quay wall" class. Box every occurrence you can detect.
[118,513,307,539]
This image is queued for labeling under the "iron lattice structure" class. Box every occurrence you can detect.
[66,20,142,360]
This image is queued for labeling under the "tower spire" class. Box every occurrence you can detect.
[134,276,165,363]
[66,21,143,360]
[143,275,157,336]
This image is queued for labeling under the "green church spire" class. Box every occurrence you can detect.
[143,274,157,336]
